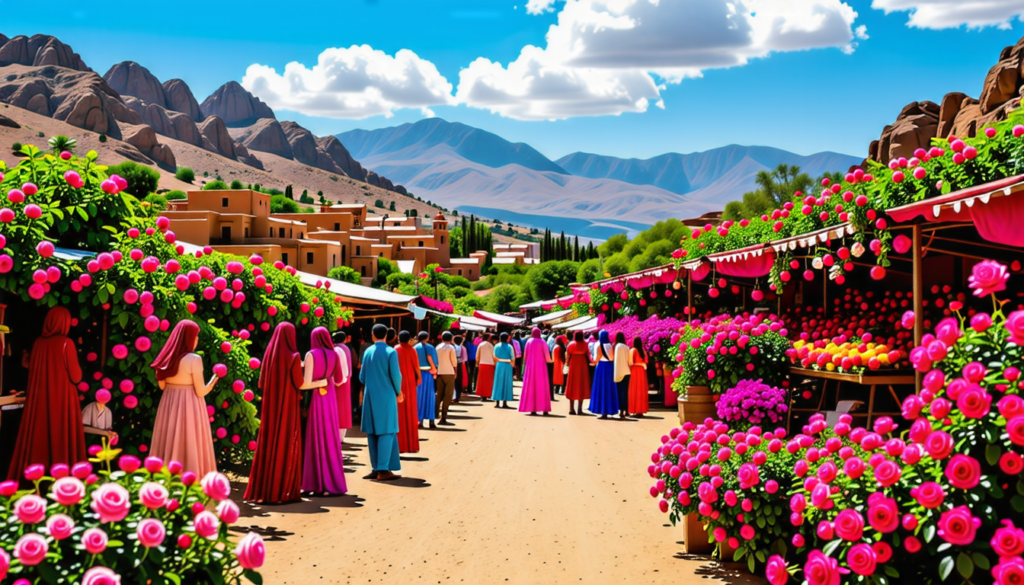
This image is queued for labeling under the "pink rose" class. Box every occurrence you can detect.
[846,543,877,576]
[194,510,221,539]
[934,317,962,346]
[90,483,131,523]
[14,533,47,566]
[834,509,864,541]
[945,455,982,489]
[957,384,992,419]
[766,555,789,585]
[867,497,899,533]
[969,259,1009,297]
[843,456,865,479]
[82,566,121,585]
[119,455,141,473]
[46,513,75,540]
[136,518,166,548]
[924,430,953,459]
[234,531,266,570]
[201,471,232,501]
[1007,311,1024,346]
[217,499,240,524]
[1009,417,1024,446]
[804,550,842,585]
[874,460,901,487]
[14,494,47,524]
[992,556,1024,585]
[1000,395,1024,420]
[51,476,86,506]
[938,506,980,545]
[0,548,8,581]
[82,527,109,554]
[992,520,1024,557]
[971,313,993,332]
[1001,452,1024,475]
[912,481,946,509]
[24,463,45,481]
[139,482,169,510]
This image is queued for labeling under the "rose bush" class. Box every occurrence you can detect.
[0,445,264,584]
[717,380,788,429]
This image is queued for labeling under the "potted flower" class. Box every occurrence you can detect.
[716,379,788,431]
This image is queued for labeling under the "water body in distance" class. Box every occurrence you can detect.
[456,206,651,242]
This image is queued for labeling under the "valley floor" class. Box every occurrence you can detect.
[231,383,761,585]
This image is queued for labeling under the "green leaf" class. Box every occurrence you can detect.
[938,556,954,581]
[986,444,1002,466]
[823,539,842,557]
[243,571,264,585]
[884,566,900,578]
[957,552,974,579]
[747,554,756,574]
[972,552,991,570]
[923,523,936,543]
[876,575,889,585]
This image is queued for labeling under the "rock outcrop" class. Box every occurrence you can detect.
[230,118,293,158]
[200,82,275,127]
[120,123,176,167]
[281,121,321,168]
[870,36,1024,162]
[161,78,202,121]
[198,116,236,157]
[104,61,166,108]
[0,35,90,72]
[0,113,20,129]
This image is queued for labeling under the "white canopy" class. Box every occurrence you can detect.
[473,310,526,326]
[552,315,595,330]
[532,309,572,325]
[566,317,599,332]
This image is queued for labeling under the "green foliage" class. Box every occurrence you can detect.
[202,180,229,191]
[230,179,244,189]
[449,225,464,258]
[373,257,397,288]
[374,199,385,209]
[485,284,528,314]
[11,142,22,152]
[389,201,396,212]
[142,193,168,212]
[577,258,602,283]
[526,260,579,300]
[174,166,195,183]
[602,254,630,277]
[599,233,628,257]
[723,163,813,220]
[270,195,299,214]
[106,161,161,197]
[165,190,187,200]
[284,184,293,200]
[98,134,107,143]
[48,134,77,154]
[327,265,361,284]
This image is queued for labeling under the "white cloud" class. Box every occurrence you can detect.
[242,45,454,119]
[872,0,1024,29]
[458,0,862,120]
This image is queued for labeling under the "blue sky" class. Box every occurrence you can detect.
[2,0,1022,160]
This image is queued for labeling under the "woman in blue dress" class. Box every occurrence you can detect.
[491,332,515,409]
[415,332,438,429]
[589,330,619,419]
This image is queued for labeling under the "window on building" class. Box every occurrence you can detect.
[306,252,314,264]
[334,223,340,231]
[356,246,361,256]
[269,228,273,237]
[379,252,383,257]
[360,266,366,277]
[279,228,285,238]
[332,254,336,266]
[342,245,347,264]
[458,269,463,276]
[282,253,289,266]
[244,227,249,238]
[289,228,293,238]
[418,241,424,247]
[221,226,231,241]
[299,232,303,238]
[221,198,229,208]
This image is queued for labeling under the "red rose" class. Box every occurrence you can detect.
[867,497,899,533]
[912,481,946,509]
[945,455,982,489]
[957,384,992,419]
[1000,452,1024,475]
[937,506,980,545]
[834,509,864,541]
[924,430,954,459]
[846,543,877,576]
[992,556,1024,585]
[804,550,842,585]
[991,520,1024,557]
[766,555,789,585]
[1009,417,1024,447]
[874,460,902,487]
[1006,310,1024,346]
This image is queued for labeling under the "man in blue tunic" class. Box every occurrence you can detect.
[359,323,404,481]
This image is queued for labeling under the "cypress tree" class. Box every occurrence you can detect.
[559,231,566,261]
[285,185,293,200]
[574,236,580,262]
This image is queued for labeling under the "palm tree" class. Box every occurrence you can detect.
[48,135,77,154]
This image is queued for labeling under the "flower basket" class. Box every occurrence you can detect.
[678,385,714,426]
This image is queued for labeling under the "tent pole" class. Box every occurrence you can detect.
[687,272,693,318]
[913,224,923,392]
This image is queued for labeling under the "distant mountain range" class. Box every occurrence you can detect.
[339,119,861,239]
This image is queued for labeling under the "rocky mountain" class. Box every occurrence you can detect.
[199,81,275,127]
[870,36,1024,163]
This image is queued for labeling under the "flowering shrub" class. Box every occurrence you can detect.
[670,313,791,394]
[649,259,1024,585]
[0,446,264,584]
[599,314,688,364]
[717,380,788,429]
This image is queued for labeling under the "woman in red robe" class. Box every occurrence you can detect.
[395,331,421,454]
[7,307,86,481]
[244,322,305,504]
[564,331,592,416]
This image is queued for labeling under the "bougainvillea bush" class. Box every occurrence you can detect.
[650,259,1024,585]
[599,314,688,365]
[717,380,788,430]
[670,313,791,395]
[0,446,264,584]
[0,144,353,464]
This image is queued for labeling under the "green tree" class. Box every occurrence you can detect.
[106,161,160,197]
[143,193,168,212]
[202,180,229,190]
[165,190,187,200]
[723,163,813,220]
[373,258,397,288]
[603,255,630,277]
[449,226,464,258]
[599,233,628,258]
[270,195,299,213]
[389,201,396,212]
[285,185,294,200]
[318,191,328,206]
[375,199,385,209]
[98,134,107,143]
[526,260,579,301]
[577,258,602,283]
[230,179,244,189]
[485,284,526,314]
[174,167,195,183]
[327,265,362,284]
[48,135,77,154]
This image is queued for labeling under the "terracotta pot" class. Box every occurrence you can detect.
[717,538,736,561]
[678,385,715,426]
[663,365,679,408]
[681,513,714,554]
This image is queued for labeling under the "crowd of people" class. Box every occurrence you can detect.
[2,307,659,506]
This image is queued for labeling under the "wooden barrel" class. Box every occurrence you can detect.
[678,385,715,426]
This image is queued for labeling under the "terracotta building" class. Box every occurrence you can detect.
[163,190,486,284]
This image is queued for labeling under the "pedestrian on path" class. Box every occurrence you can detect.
[564,331,591,416]
[475,334,496,400]
[301,327,348,495]
[613,332,631,421]
[491,332,515,408]
[396,331,421,453]
[589,331,619,420]
[415,332,438,430]
[359,324,403,481]
[435,332,458,425]
[628,337,650,417]
[519,328,552,416]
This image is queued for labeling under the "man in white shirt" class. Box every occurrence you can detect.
[475,333,496,401]
[435,332,459,426]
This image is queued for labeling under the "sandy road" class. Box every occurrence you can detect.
[232,385,755,585]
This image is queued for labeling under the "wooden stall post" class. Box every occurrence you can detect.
[912,224,923,392]
[687,272,693,319]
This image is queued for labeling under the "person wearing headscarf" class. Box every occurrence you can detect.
[395,331,421,453]
[148,320,219,478]
[613,332,631,420]
[333,331,355,444]
[359,324,404,481]
[519,328,552,415]
[415,332,438,429]
[301,327,347,495]
[454,335,467,404]
[245,322,305,504]
[6,307,86,481]
[465,332,478,390]
[475,333,496,401]
[564,331,591,416]
[552,335,568,396]
[628,337,650,417]
[589,331,619,419]
[491,332,515,408]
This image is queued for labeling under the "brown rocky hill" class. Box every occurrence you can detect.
[870,35,1024,163]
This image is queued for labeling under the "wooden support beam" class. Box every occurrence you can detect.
[913,224,923,393]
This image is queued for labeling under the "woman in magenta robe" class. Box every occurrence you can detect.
[334,331,354,442]
[7,307,86,481]
[245,322,305,504]
[302,327,346,495]
[519,328,553,415]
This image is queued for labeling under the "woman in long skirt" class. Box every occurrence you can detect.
[415,332,438,429]
[396,331,421,453]
[475,334,496,400]
[552,335,567,396]
[589,331,619,419]
[628,337,650,417]
[519,328,552,415]
[613,332,631,420]
[301,327,347,495]
[564,331,591,416]
[491,333,515,408]
[333,331,354,444]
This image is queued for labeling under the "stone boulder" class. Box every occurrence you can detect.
[980,39,1024,114]
[200,81,275,127]
[232,142,264,170]
[120,123,175,168]
[365,171,381,187]
[937,92,972,138]
[0,34,8,46]
[230,118,293,159]
[0,35,89,71]
[0,113,19,128]
[872,101,939,163]
[162,78,202,121]
[123,97,203,147]
[197,115,236,157]
[104,61,166,108]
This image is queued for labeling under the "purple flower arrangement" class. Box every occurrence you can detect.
[600,314,688,363]
[716,379,788,428]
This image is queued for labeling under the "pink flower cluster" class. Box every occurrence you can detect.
[716,380,788,427]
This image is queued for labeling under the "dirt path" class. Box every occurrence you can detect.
[234,384,755,585]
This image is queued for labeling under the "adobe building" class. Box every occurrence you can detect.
[162,190,486,284]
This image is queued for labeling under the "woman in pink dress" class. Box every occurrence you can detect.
[334,331,354,444]
[301,327,347,495]
[150,320,219,478]
[518,328,552,416]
